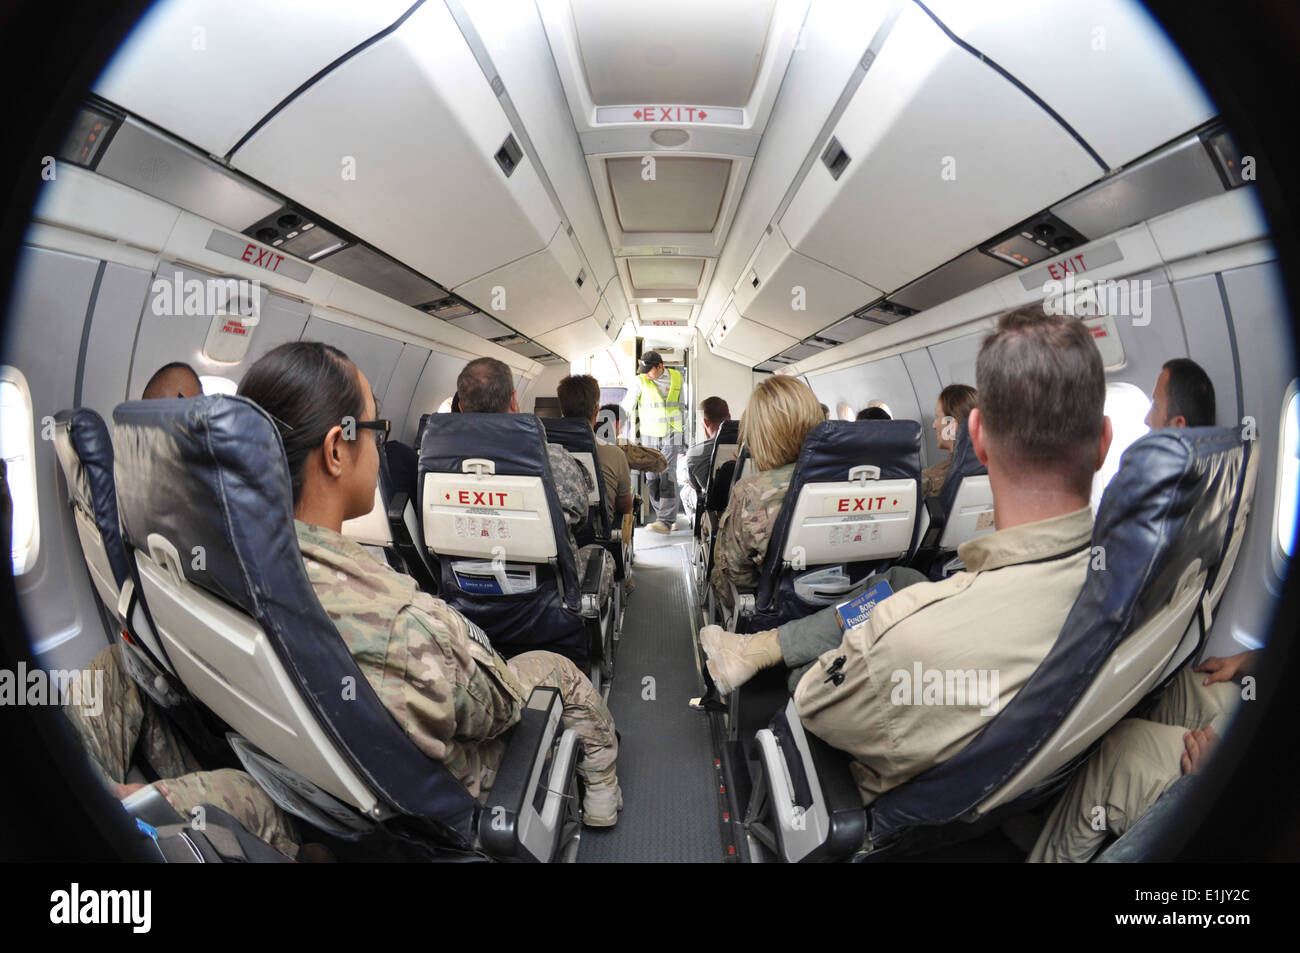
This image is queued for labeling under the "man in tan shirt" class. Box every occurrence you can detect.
[701,306,1113,805]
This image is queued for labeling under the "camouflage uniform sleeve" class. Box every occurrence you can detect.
[710,478,764,608]
[396,598,525,763]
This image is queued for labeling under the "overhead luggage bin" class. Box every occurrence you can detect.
[94,0,414,159]
[732,225,883,341]
[453,225,601,340]
[778,2,1100,296]
[230,0,563,293]
[920,0,1216,171]
[708,301,799,367]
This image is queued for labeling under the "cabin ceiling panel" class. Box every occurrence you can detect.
[94,0,413,158]
[607,157,732,233]
[570,0,777,107]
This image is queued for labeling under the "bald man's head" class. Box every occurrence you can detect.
[142,362,202,400]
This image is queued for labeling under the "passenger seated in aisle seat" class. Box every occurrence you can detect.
[710,376,825,609]
[856,406,891,421]
[65,358,299,858]
[141,360,202,400]
[557,373,632,529]
[686,396,731,497]
[459,358,613,602]
[1028,360,1224,863]
[922,384,979,498]
[701,308,1112,807]
[1145,357,1216,428]
[600,402,668,474]
[238,343,621,825]
[1028,650,1256,862]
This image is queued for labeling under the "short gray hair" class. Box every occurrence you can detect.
[457,357,514,413]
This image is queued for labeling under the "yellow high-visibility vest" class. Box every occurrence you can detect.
[635,367,684,438]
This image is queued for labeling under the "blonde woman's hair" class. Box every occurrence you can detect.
[740,376,825,471]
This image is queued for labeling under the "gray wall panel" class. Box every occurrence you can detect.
[901,346,944,469]
[927,330,984,390]
[300,316,403,405]
[382,344,430,435]
[127,264,307,397]
[1172,274,1241,426]
[403,348,473,445]
[806,354,925,450]
[1210,261,1296,658]
[4,245,112,669]
[79,262,151,419]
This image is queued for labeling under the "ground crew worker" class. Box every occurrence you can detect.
[621,351,684,533]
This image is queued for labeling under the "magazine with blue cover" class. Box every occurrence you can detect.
[834,579,894,631]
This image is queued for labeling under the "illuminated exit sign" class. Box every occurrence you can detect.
[595,105,744,125]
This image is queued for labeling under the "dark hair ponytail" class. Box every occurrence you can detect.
[237,341,365,502]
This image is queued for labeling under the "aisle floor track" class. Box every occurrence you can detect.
[577,528,723,862]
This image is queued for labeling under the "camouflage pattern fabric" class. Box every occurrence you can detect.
[297,521,618,796]
[64,644,300,858]
[621,443,668,473]
[710,462,795,608]
[922,453,951,499]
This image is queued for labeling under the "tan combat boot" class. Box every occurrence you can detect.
[698,625,783,695]
[582,781,623,827]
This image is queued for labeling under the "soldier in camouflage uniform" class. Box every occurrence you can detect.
[63,644,300,857]
[547,442,615,602]
[298,520,620,817]
[235,344,622,826]
[710,462,797,608]
[709,376,826,609]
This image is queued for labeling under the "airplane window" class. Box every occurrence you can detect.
[1275,383,1299,560]
[199,375,237,396]
[1091,382,1152,513]
[0,367,39,576]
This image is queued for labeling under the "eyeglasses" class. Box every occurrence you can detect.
[354,418,390,449]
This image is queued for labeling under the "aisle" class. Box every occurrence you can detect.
[577,528,724,862]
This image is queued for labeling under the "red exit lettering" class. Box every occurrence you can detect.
[241,243,286,273]
[631,106,709,122]
[457,490,508,507]
[221,320,247,336]
[1045,253,1087,281]
[837,497,887,512]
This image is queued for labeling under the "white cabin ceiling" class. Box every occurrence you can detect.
[570,0,778,107]
[607,157,732,233]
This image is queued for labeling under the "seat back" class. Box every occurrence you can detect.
[933,421,993,551]
[867,426,1244,849]
[1205,434,1259,614]
[341,443,396,549]
[419,413,588,660]
[541,416,609,539]
[708,419,740,491]
[752,421,922,628]
[112,395,478,844]
[51,408,130,613]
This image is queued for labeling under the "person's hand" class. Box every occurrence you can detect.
[113,782,148,799]
[1194,650,1258,685]
[1180,726,1220,775]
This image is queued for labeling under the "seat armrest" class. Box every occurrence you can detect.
[579,547,606,617]
[749,699,866,862]
[920,496,945,550]
[478,687,579,863]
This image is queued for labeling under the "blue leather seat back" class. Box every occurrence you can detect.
[112,395,478,842]
[54,408,131,590]
[868,426,1244,845]
[934,419,986,517]
[751,420,922,629]
[419,413,589,661]
[540,416,609,539]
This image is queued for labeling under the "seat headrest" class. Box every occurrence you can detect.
[935,418,985,515]
[421,413,553,477]
[791,420,922,484]
[868,426,1244,841]
[715,419,739,445]
[112,395,478,837]
[383,441,418,502]
[540,416,597,453]
[54,407,131,588]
